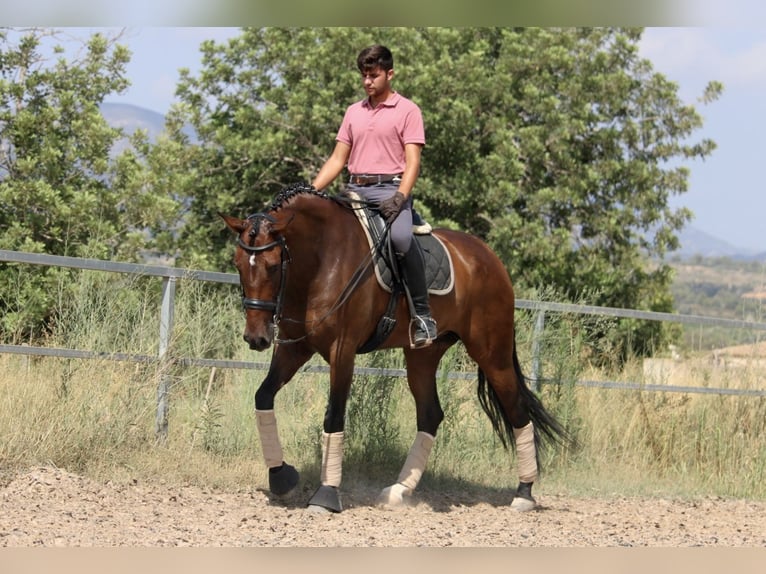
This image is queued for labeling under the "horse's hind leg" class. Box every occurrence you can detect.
[485,367,540,511]
[463,332,543,511]
[378,343,449,508]
[510,412,538,512]
[254,342,314,497]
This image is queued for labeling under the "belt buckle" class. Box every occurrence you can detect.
[352,174,374,185]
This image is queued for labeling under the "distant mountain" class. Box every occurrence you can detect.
[100,102,167,156]
[674,226,766,262]
[99,102,196,154]
[100,102,166,138]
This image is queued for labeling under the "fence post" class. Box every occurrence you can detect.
[155,276,176,440]
[530,310,545,393]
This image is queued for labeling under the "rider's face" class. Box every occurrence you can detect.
[360,66,393,99]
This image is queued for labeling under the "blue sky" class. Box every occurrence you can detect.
[65,27,766,252]
[639,27,766,253]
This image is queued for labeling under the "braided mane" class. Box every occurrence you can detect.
[243,183,355,239]
[267,182,333,212]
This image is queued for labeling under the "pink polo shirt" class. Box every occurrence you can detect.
[337,92,425,175]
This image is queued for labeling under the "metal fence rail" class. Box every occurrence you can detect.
[515,298,766,331]
[3,249,766,437]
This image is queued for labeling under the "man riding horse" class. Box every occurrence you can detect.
[311,44,437,350]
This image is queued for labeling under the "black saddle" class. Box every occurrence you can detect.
[355,202,454,296]
[343,194,454,353]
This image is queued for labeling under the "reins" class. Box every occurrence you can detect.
[237,193,392,346]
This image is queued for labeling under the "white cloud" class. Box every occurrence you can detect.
[723,39,766,88]
[639,28,710,72]
[639,27,766,105]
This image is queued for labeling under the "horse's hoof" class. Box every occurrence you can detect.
[307,484,342,513]
[268,463,300,496]
[377,483,413,508]
[510,495,536,512]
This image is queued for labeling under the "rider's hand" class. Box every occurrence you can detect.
[379,192,406,223]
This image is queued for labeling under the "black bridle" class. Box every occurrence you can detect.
[237,213,290,318]
[235,197,392,345]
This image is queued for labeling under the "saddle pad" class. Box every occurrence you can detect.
[345,192,455,296]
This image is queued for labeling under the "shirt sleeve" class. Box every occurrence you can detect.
[336,105,354,146]
[402,103,426,146]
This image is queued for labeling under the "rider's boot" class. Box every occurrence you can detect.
[397,241,437,348]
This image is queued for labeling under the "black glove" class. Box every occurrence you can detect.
[378,192,406,222]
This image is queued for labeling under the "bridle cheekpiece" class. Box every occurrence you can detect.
[237,213,290,318]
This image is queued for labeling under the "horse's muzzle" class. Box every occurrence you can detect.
[243,323,274,351]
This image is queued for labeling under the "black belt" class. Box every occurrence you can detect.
[348,174,401,186]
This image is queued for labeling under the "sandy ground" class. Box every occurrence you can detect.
[0,465,764,547]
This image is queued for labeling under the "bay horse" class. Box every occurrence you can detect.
[221,183,567,513]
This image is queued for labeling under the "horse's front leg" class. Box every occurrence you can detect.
[307,349,356,513]
[254,342,314,497]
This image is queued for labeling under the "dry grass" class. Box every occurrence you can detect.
[1,273,765,500]
[3,347,765,500]
[554,356,766,498]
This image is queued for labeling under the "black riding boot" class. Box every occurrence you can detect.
[397,241,437,348]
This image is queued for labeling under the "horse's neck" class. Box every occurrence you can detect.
[279,198,367,311]
[282,197,364,260]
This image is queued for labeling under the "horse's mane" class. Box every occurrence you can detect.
[267,182,335,212]
[244,183,336,239]
[244,183,359,242]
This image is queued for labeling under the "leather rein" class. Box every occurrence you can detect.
[237,208,385,345]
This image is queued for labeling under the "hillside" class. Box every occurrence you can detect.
[669,255,766,351]
[674,226,766,262]
[100,102,166,139]
[99,102,197,155]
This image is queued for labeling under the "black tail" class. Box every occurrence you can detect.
[477,345,570,455]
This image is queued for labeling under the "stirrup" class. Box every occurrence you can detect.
[409,316,437,349]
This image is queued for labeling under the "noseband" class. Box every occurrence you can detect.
[233,203,377,346]
[237,214,290,317]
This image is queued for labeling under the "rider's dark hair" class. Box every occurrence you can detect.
[357,45,393,73]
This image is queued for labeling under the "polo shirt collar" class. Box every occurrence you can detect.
[363,91,400,109]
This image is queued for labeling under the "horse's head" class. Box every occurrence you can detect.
[220,211,289,351]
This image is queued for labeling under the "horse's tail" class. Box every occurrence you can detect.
[476,342,570,456]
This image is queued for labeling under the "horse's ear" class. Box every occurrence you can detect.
[219,213,247,235]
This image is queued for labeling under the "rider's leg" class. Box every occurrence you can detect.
[395,234,437,348]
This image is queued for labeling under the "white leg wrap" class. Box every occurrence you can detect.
[255,409,284,469]
[397,431,435,489]
[320,431,344,487]
[513,422,538,483]
[378,431,435,507]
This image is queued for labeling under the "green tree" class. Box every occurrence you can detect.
[405,28,720,357]
[151,28,721,356]
[0,28,176,339]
